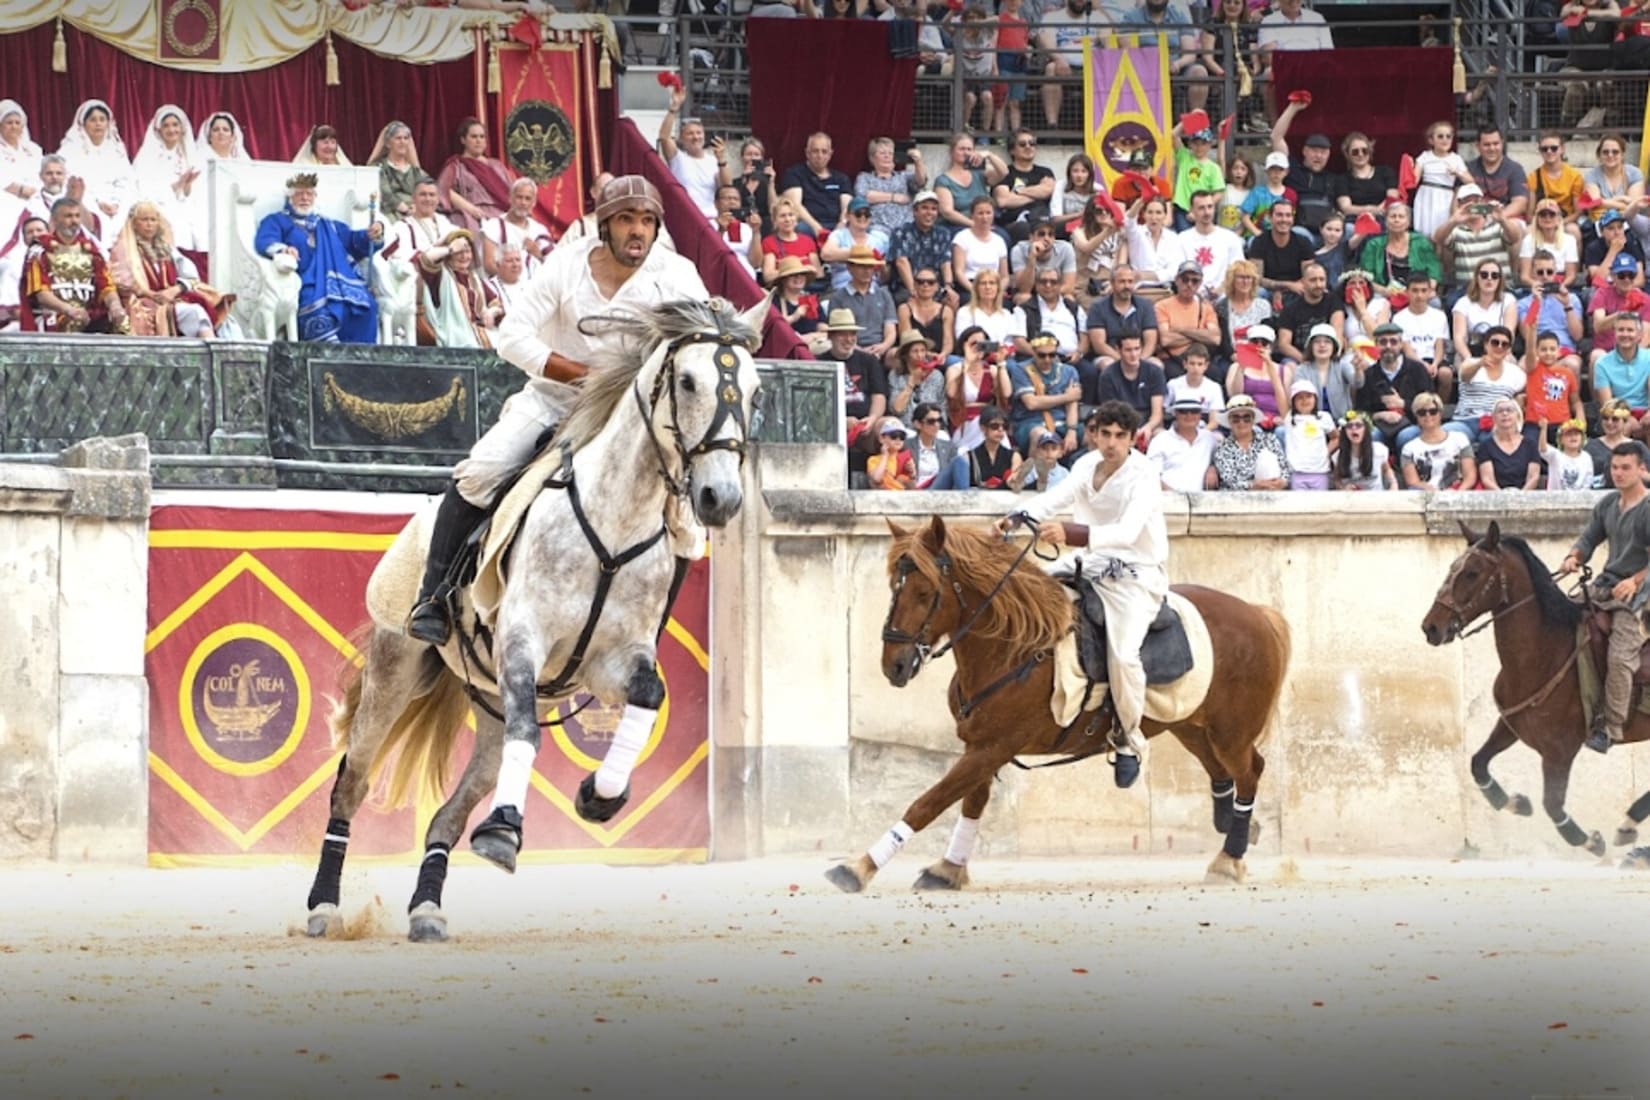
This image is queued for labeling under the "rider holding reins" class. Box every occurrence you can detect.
[997,399,1169,787]
[1561,441,1650,754]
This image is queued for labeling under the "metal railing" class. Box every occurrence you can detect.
[615,10,1650,150]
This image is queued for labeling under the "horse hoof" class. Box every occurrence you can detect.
[1249,819,1262,844]
[1620,845,1650,871]
[824,863,864,893]
[1587,831,1607,858]
[1203,854,1246,885]
[912,863,969,891]
[1616,825,1640,847]
[469,807,522,875]
[407,901,449,943]
[305,903,340,938]
[1508,793,1534,817]
[574,774,629,824]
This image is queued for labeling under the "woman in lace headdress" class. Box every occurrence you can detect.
[57,98,137,248]
[0,100,44,238]
[292,124,352,167]
[197,111,248,164]
[132,105,204,251]
[367,120,423,222]
[109,200,226,338]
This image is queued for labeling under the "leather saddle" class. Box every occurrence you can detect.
[1060,567,1194,686]
[1585,608,1650,688]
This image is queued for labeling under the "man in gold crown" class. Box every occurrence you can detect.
[253,171,383,343]
[22,196,126,333]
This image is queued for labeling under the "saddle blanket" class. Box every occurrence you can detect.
[1050,590,1215,728]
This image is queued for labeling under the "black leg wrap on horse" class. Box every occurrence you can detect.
[1212,780,1235,833]
[575,773,630,823]
[409,843,451,911]
[1222,802,1254,860]
[306,816,351,910]
[1555,814,1590,847]
[1476,776,1510,811]
[1628,789,1650,825]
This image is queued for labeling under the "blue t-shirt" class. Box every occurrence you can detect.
[1007,358,1081,428]
[1595,347,1650,405]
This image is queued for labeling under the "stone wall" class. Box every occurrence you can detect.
[710,456,1649,864]
[0,437,151,862]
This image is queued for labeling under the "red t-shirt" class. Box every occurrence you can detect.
[762,233,819,265]
[1525,362,1579,426]
[997,13,1029,51]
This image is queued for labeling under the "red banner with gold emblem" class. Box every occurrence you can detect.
[495,25,591,235]
[145,505,710,866]
[156,0,222,64]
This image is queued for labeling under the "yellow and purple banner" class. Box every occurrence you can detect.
[1084,35,1173,199]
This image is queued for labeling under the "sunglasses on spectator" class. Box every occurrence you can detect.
[1178,274,1202,282]
[852,209,871,217]
[1617,271,1636,279]
[915,276,937,285]
[1227,412,1255,422]
[1017,139,1037,148]
[984,422,1008,431]
[1607,413,1634,422]
[1415,406,1442,416]
[1538,209,1559,217]
[1347,146,1370,156]
[1486,338,1511,348]
[1250,337,1272,346]
[1034,351,1058,359]
[1540,144,1562,152]
[1377,336,1403,346]
[1534,270,1555,278]
[918,416,942,424]
[1478,271,1501,280]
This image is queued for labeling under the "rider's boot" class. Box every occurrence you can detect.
[408,484,486,646]
[1585,715,1615,755]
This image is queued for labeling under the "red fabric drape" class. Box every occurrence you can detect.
[1270,48,1452,174]
[0,22,475,170]
[747,19,917,176]
[607,119,810,361]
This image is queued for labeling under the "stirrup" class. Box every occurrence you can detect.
[1584,724,1614,755]
[407,589,454,646]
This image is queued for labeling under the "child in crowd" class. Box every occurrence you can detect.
[1277,378,1337,490]
[992,0,1030,136]
[1241,152,1294,237]
[1165,342,1226,429]
[1332,411,1396,490]
[1392,271,1451,399]
[968,408,1020,489]
[1412,119,1472,238]
[1313,214,1350,286]
[1171,121,1225,228]
[958,7,998,135]
[867,417,916,489]
[1219,157,1254,237]
[1538,416,1595,491]
[1523,329,1583,442]
[1011,426,1070,492]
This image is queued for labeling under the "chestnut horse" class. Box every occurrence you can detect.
[826,516,1292,892]
[1421,520,1650,868]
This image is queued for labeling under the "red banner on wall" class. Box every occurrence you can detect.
[145,505,710,867]
[495,36,591,234]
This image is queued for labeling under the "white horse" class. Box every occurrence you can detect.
[304,297,767,942]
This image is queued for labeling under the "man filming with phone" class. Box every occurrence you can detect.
[1432,183,1522,292]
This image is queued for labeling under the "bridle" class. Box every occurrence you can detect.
[1433,543,1523,641]
[633,330,756,503]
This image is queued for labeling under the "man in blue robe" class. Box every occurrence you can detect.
[254,171,383,343]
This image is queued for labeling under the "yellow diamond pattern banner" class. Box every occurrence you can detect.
[145,505,710,867]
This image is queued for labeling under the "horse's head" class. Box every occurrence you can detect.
[881,516,967,687]
[640,297,767,527]
[1423,520,1512,646]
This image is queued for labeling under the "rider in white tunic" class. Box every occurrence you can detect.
[408,175,710,646]
[1009,399,1170,761]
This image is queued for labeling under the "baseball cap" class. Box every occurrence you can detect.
[1246,322,1277,344]
[1457,183,1485,200]
[848,197,871,214]
[1613,252,1639,274]
[912,189,939,206]
[879,419,909,438]
[1263,151,1289,171]
[1304,133,1333,149]
[1289,378,1318,400]
[1176,260,1204,278]
[1601,209,1626,226]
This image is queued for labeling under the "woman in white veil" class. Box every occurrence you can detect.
[197,111,248,163]
[57,98,136,249]
[0,100,44,239]
[292,124,352,167]
[132,104,203,251]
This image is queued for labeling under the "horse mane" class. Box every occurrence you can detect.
[1499,535,1584,631]
[890,523,1073,661]
[554,298,762,453]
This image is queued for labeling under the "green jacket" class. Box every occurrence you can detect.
[1358,232,1443,290]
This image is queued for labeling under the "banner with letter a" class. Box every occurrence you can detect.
[495,17,595,235]
[1084,36,1173,201]
[145,504,710,867]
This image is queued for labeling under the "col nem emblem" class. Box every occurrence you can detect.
[181,624,311,776]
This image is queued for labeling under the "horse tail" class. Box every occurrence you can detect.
[1256,606,1293,743]
[372,668,470,809]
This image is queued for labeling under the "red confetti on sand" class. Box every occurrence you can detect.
[1311,1001,1325,1008]
[807,976,823,984]
[780,949,796,956]
[378,1073,400,1080]
[14,1033,33,1040]
[1072,968,1089,975]
[788,884,800,893]
[594,1017,609,1024]
[1548,1022,1568,1030]
[1426,975,1440,981]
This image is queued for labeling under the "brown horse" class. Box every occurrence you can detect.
[1421,520,1650,868]
[825,516,1292,892]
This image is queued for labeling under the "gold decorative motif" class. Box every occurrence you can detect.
[505,100,576,184]
[321,373,467,440]
[202,659,282,742]
[161,0,219,59]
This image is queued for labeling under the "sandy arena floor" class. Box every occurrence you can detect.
[0,855,1644,1100]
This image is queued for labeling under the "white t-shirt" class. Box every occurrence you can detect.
[1166,375,1226,417]
[1257,8,1334,51]
[1544,446,1594,491]
[480,214,555,271]
[955,304,1026,348]
[1277,410,1336,474]
[669,148,721,219]
[1037,12,1109,66]
[494,236,711,422]
[1401,431,1475,489]
[1393,306,1450,363]
[1148,426,1218,493]
[1518,233,1579,268]
[953,228,1009,285]
[1451,292,1516,347]
[1340,440,1391,491]
[1177,225,1246,292]
[1029,295,1083,355]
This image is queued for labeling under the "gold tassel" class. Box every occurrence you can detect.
[325,31,339,87]
[51,17,66,73]
[599,47,612,90]
[1452,18,1467,96]
[487,37,501,95]
[1236,54,1252,100]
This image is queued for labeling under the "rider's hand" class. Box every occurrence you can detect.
[1559,552,1581,575]
[1613,576,1639,602]
[1036,520,1065,546]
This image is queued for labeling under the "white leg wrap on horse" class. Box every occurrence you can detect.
[595,705,656,798]
[944,816,980,866]
[868,821,915,869]
[490,739,537,814]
